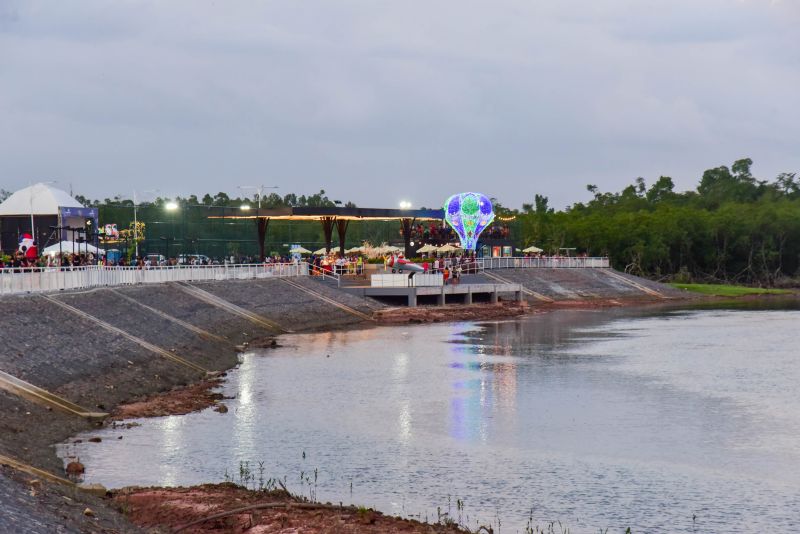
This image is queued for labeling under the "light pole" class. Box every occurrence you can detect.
[132,189,158,259]
[165,201,178,261]
[238,185,279,260]
[237,184,279,210]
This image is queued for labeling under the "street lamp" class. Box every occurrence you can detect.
[399,200,412,210]
[237,185,279,209]
[240,204,251,211]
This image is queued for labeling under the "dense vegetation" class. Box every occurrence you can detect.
[510,158,800,286]
[669,284,793,297]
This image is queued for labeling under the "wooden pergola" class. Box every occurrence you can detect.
[208,206,444,260]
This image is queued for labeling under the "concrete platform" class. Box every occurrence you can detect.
[343,282,523,306]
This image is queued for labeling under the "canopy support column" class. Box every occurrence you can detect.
[336,219,349,257]
[400,217,416,257]
[256,217,270,261]
[320,217,335,253]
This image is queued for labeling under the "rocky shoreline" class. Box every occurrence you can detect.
[0,272,692,533]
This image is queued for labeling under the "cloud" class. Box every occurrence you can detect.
[0,0,798,209]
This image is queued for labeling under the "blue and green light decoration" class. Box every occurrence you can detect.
[443,192,495,251]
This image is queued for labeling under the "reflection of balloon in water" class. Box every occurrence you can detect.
[443,192,495,251]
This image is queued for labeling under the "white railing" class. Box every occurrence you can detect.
[478,256,609,269]
[0,262,309,296]
[371,273,444,288]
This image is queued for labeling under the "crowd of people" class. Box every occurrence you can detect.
[404,223,456,244]
[309,253,364,275]
[403,222,511,243]
[0,251,100,269]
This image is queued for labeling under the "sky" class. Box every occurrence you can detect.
[1,0,799,210]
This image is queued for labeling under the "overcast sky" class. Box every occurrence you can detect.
[1,0,798,209]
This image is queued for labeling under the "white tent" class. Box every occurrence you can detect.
[312,247,329,255]
[345,245,366,254]
[523,245,543,253]
[0,183,82,216]
[43,241,104,256]
[0,183,96,253]
[289,246,312,254]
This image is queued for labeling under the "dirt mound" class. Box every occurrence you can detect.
[114,483,472,533]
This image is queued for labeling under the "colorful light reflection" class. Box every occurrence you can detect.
[443,192,495,251]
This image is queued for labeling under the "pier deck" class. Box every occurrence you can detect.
[342,282,523,306]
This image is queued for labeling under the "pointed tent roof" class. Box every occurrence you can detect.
[0,183,84,216]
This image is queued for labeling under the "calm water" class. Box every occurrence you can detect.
[59,305,800,533]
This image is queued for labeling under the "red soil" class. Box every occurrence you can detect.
[113,484,473,534]
[109,377,230,420]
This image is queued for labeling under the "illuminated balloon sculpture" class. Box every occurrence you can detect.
[443,192,495,251]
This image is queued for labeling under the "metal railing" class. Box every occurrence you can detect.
[0,262,309,296]
[478,256,610,269]
[308,264,342,288]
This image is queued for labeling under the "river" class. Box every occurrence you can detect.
[59,302,800,533]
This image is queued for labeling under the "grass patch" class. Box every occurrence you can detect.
[670,283,793,297]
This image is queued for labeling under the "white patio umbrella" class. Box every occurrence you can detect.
[43,241,104,256]
[345,245,366,254]
[522,245,543,253]
[289,246,312,254]
[416,244,439,254]
[437,243,462,253]
[312,247,329,255]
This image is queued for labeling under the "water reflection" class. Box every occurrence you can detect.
[59,306,800,533]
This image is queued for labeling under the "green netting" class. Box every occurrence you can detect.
[98,205,412,259]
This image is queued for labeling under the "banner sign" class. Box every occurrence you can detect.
[59,207,99,241]
[60,207,98,219]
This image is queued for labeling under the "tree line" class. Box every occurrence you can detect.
[74,189,355,209]
[510,158,800,285]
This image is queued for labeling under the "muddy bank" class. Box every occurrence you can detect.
[375,301,528,323]
[113,483,472,534]
[108,375,231,420]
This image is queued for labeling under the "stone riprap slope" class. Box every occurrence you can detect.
[292,276,388,313]
[0,466,141,534]
[1,294,205,408]
[0,279,378,471]
[482,268,686,301]
[56,289,232,372]
[114,283,278,346]
[191,278,384,331]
